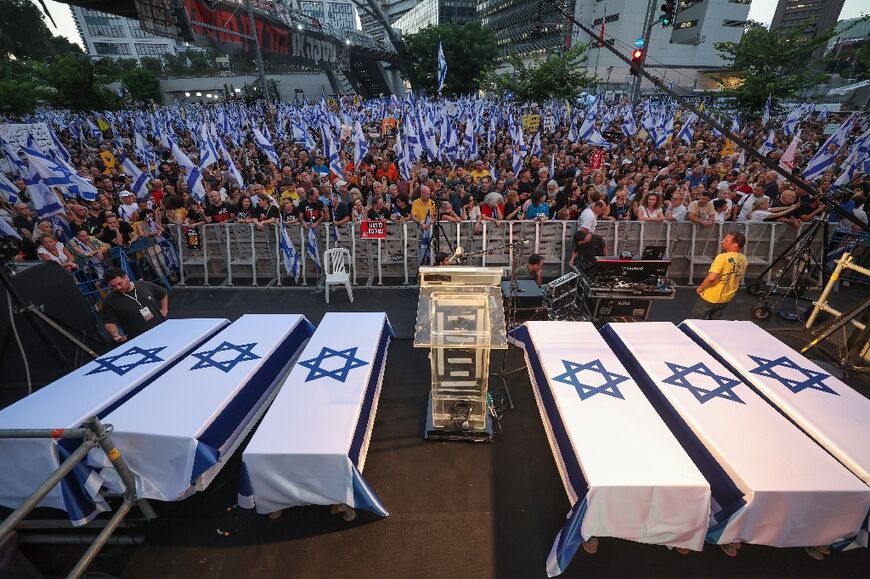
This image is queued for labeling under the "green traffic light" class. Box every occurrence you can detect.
[660,15,671,26]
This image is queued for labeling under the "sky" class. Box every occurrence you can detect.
[38,0,870,50]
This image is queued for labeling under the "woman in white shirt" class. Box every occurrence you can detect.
[37,235,79,272]
[637,192,665,222]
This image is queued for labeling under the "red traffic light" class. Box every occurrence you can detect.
[632,49,643,59]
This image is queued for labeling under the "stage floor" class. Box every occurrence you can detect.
[18,286,870,578]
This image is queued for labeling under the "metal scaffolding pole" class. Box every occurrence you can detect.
[245,0,271,102]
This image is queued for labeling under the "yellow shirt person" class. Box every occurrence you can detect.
[692,232,748,319]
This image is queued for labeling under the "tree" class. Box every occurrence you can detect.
[0,0,82,61]
[400,22,498,96]
[39,54,121,110]
[481,44,596,101]
[715,22,835,116]
[122,67,161,103]
[856,40,870,79]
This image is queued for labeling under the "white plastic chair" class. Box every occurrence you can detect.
[324,247,353,304]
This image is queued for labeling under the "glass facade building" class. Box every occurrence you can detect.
[477,0,568,57]
[71,6,193,61]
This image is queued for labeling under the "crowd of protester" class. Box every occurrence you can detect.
[1,96,868,278]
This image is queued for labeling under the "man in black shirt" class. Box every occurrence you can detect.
[12,204,38,238]
[367,197,390,221]
[98,214,136,247]
[204,190,235,224]
[298,188,326,227]
[101,268,168,342]
[570,230,606,275]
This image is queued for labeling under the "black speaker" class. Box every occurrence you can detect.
[0,262,105,405]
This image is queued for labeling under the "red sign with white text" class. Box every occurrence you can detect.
[360,220,387,239]
[591,149,604,170]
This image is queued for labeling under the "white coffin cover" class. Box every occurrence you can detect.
[95,314,314,501]
[681,320,870,487]
[240,312,393,516]
[0,318,228,525]
[509,321,711,576]
[604,321,870,548]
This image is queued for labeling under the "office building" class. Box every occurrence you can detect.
[393,0,477,36]
[571,0,752,91]
[360,0,421,41]
[770,0,845,40]
[478,0,570,57]
[826,16,870,55]
[70,6,191,61]
[297,0,359,31]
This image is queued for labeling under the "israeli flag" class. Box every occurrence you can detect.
[678,114,696,145]
[86,118,102,140]
[758,129,775,157]
[253,127,279,166]
[437,41,447,94]
[280,219,300,282]
[0,172,19,205]
[761,95,771,127]
[621,106,637,137]
[512,130,527,175]
[394,128,411,180]
[306,224,322,273]
[217,137,245,188]
[0,218,20,240]
[169,139,207,201]
[530,133,542,158]
[588,128,613,149]
[462,116,477,160]
[50,128,72,164]
[21,146,75,187]
[198,124,219,169]
[833,128,870,187]
[120,156,151,200]
[803,114,856,181]
[352,121,369,167]
[322,127,345,179]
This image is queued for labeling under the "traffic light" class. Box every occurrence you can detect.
[630,48,644,76]
[659,1,675,27]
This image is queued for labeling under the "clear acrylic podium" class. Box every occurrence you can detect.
[414,267,507,441]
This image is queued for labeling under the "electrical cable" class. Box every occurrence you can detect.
[6,286,32,396]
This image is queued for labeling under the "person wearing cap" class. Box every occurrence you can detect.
[117,191,139,223]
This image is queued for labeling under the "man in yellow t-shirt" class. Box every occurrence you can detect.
[691,232,748,319]
[470,160,491,184]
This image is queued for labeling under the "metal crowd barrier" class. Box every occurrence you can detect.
[165,221,823,288]
[0,417,156,579]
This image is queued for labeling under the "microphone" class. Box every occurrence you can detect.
[446,246,464,264]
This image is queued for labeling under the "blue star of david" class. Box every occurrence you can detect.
[298,346,368,383]
[189,341,261,373]
[662,361,745,404]
[552,359,629,401]
[86,346,167,376]
[747,355,838,396]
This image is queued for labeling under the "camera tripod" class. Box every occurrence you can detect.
[747,214,829,321]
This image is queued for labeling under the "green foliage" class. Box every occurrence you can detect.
[122,67,161,104]
[0,0,82,61]
[38,54,121,111]
[714,21,835,116]
[481,44,596,101]
[399,22,498,96]
[856,41,870,79]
